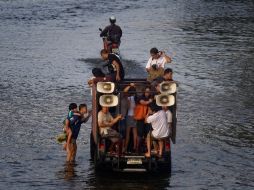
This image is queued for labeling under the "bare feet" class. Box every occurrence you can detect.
[145,152,151,158]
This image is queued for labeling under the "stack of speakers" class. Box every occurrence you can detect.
[97,82,118,107]
[155,81,177,106]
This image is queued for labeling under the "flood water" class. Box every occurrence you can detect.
[0,0,254,189]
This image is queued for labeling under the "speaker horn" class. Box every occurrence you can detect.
[160,82,177,94]
[99,95,118,107]
[155,94,175,107]
[97,82,115,93]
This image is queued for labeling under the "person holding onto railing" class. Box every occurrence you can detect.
[123,83,138,153]
[98,106,122,154]
[135,86,153,153]
[145,102,170,158]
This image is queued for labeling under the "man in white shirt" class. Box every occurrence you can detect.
[146,47,172,81]
[146,47,172,71]
[163,106,173,137]
[145,103,170,157]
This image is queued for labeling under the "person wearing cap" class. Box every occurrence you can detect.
[100,16,122,45]
[146,48,172,82]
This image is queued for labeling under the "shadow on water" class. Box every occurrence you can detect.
[88,166,171,190]
[77,57,147,78]
[55,161,171,189]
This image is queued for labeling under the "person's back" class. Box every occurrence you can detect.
[100,16,122,44]
[147,110,169,139]
[107,24,122,43]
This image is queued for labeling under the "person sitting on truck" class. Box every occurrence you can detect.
[98,106,122,153]
[146,48,172,82]
[154,68,174,83]
[100,16,122,46]
[88,68,106,87]
[100,49,125,82]
[87,68,113,96]
[145,102,170,158]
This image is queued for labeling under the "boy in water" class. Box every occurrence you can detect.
[63,103,80,151]
[66,104,91,162]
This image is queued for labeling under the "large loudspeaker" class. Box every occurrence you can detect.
[97,82,115,94]
[99,95,119,107]
[160,82,177,94]
[155,94,175,107]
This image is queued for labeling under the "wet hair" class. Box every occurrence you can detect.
[79,104,87,110]
[92,68,105,77]
[164,68,173,75]
[149,101,162,113]
[69,103,77,111]
[150,47,159,55]
[100,49,109,55]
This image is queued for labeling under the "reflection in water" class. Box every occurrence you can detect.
[56,162,77,181]
[90,170,171,190]
[64,162,77,181]
[78,58,145,78]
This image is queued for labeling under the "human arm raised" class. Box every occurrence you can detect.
[160,51,172,63]
[123,83,135,92]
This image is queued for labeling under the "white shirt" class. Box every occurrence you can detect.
[147,110,169,139]
[98,111,113,135]
[128,96,135,116]
[166,110,172,123]
[146,56,167,69]
[166,110,172,136]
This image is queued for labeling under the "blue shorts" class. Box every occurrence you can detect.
[127,116,136,128]
[119,117,127,139]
